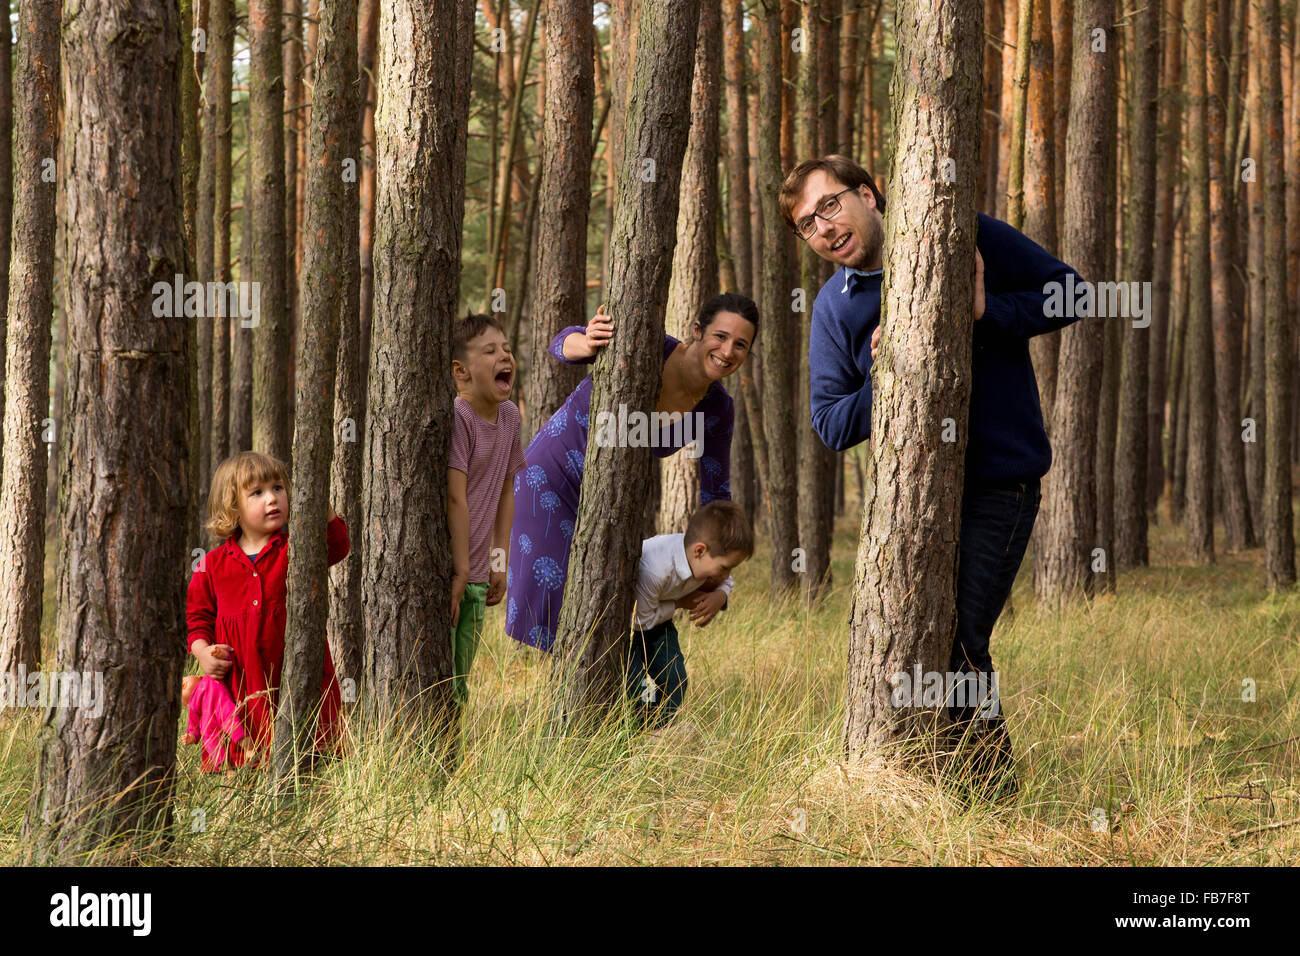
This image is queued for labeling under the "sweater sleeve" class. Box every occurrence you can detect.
[976,213,1086,339]
[809,298,873,452]
[326,515,351,567]
[186,561,217,652]
[549,326,595,365]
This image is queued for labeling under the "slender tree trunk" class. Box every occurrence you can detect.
[840,0,861,155]
[1261,0,1295,587]
[1148,0,1182,516]
[1115,0,1158,566]
[527,0,593,445]
[996,0,1019,221]
[230,107,255,453]
[25,0,186,860]
[1184,0,1216,563]
[980,0,1002,214]
[0,0,58,689]
[757,0,797,594]
[1207,0,1253,551]
[363,0,474,723]
[844,0,981,755]
[1024,0,1059,420]
[1034,0,1115,610]
[1004,0,1031,230]
[723,0,751,298]
[197,4,217,494]
[284,0,301,367]
[357,0,378,402]
[658,0,720,534]
[555,0,700,725]
[1051,0,1072,234]
[276,0,356,782]
[251,0,291,462]
[1245,1,1265,531]
[209,0,233,475]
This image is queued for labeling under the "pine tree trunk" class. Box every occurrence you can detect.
[1004,0,1032,230]
[363,0,474,721]
[197,7,217,493]
[276,0,357,781]
[209,0,233,475]
[1024,0,1059,424]
[1245,3,1265,532]
[284,0,301,366]
[996,0,1019,222]
[658,0,720,535]
[0,0,58,688]
[723,0,751,298]
[357,0,378,402]
[1148,0,1182,516]
[25,0,186,859]
[1034,0,1115,610]
[251,0,292,462]
[230,108,255,453]
[527,0,593,446]
[0,20,11,478]
[757,0,797,595]
[843,0,980,755]
[1261,0,1296,587]
[1207,0,1253,552]
[1183,0,1216,563]
[1051,0,1072,234]
[1115,0,1158,566]
[555,0,700,725]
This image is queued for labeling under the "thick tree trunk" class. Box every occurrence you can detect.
[0,0,58,688]
[25,0,186,860]
[1114,0,1158,567]
[527,0,593,446]
[209,0,233,475]
[276,0,357,782]
[363,0,474,722]
[1183,0,1216,563]
[0,17,11,478]
[1207,0,1253,552]
[756,0,798,595]
[251,0,292,462]
[1033,0,1115,610]
[659,0,720,535]
[1261,0,1296,587]
[843,0,980,755]
[555,0,700,725]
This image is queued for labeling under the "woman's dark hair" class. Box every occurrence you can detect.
[695,292,759,339]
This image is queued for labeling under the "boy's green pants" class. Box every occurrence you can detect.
[452,582,488,708]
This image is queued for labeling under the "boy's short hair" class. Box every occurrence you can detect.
[778,154,887,232]
[684,500,754,559]
[452,312,505,365]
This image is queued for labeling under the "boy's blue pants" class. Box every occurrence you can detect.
[625,620,687,727]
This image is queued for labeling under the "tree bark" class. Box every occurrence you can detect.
[251,0,292,462]
[363,0,474,723]
[1261,0,1295,587]
[843,0,980,755]
[555,0,700,725]
[527,0,593,445]
[996,0,1019,221]
[1207,0,1253,552]
[1115,0,1158,566]
[757,0,798,594]
[1034,0,1115,610]
[276,0,357,783]
[25,0,187,860]
[1244,0,1265,532]
[1004,0,1032,230]
[658,0,720,535]
[1183,0,1216,563]
[357,0,378,404]
[0,0,58,690]
[1024,0,1059,421]
[209,0,233,475]
[230,107,255,453]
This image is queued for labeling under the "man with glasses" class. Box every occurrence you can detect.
[779,155,1084,793]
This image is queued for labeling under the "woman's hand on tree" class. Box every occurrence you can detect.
[583,304,614,353]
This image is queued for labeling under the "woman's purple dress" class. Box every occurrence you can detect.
[505,326,735,651]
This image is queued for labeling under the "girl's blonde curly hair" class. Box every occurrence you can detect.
[205,451,291,544]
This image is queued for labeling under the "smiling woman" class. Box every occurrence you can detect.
[504,293,759,652]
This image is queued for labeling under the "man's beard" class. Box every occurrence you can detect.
[846,211,884,271]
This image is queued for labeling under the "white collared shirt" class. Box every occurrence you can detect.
[633,533,735,631]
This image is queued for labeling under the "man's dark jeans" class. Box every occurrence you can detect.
[948,478,1041,723]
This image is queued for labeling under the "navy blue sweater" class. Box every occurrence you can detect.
[809,213,1084,484]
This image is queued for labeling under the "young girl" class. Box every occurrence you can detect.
[186,450,349,770]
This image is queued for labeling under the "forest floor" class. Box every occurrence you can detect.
[1,509,1297,865]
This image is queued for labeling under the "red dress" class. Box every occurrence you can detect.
[186,516,349,769]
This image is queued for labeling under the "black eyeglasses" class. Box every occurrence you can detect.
[794,187,856,240]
